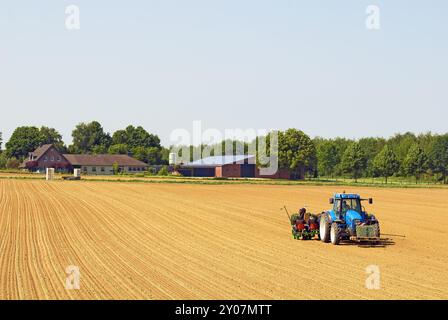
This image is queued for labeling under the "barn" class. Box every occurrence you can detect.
[177,155,299,179]
[177,155,256,178]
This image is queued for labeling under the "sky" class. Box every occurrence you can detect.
[0,0,447,147]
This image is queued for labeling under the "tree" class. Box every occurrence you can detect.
[316,140,340,177]
[5,126,41,159]
[358,137,386,177]
[341,142,367,182]
[0,131,2,150]
[112,162,119,175]
[429,135,448,184]
[131,146,148,162]
[6,157,20,169]
[108,144,129,154]
[38,126,66,152]
[278,129,317,179]
[147,147,162,165]
[70,121,112,153]
[373,145,400,183]
[157,165,169,176]
[112,125,161,149]
[0,152,7,169]
[403,144,428,183]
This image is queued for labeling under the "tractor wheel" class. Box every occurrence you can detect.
[373,223,381,238]
[320,213,331,243]
[372,223,381,244]
[330,222,341,245]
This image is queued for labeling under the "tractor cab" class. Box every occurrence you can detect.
[329,193,372,221]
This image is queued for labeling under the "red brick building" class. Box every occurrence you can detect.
[20,144,71,172]
[20,144,148,175]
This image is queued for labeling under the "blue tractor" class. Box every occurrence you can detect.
[319,193,380,245]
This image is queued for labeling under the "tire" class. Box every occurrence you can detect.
[373,223,381,238]
[372,223,380,244]
[330,222,341,245]
[320,213,331,243]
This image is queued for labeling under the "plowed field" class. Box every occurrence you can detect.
[0,179,447,299]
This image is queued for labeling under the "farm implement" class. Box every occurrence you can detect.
[284,206,320,240]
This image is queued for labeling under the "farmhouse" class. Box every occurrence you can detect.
[20,144,148,175]
[177,155,294,179]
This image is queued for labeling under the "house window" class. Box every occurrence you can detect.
[101,167,105,172]
[92,167,97,172]
[50,156,54,161]
[44,156,48,162]
[57,156,61,162]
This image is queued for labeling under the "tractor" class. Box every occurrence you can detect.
[319,193,380,245]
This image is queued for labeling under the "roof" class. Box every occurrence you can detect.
[62,154,148,167]
[31,144,54,160]
[183,155,255,168]
[335,193,360,199]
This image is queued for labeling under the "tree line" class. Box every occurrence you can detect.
[314,132,448,184]
[0,125,447,184]
[0,121,169,168]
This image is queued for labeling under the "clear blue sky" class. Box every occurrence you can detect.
[0,0,447,147]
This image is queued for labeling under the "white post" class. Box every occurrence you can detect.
[46,168,55,181]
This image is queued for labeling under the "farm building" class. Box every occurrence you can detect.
[20,144,148,175]
[176,155,295,179]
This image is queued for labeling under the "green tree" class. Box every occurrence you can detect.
[372,145,400,184]
[387,132,417,174]
[0,152,7,169]
[131,146,148,162]
[38,126,66,151]
[278,129,317,179]
[112,161,119,175]
[157,165,169,176]
[316,140,340,177]
[403,144,428,183]
[147,147,162,165]
[108,144,129,154]
[6,157,20,169]
[341,142,367,182]
[112,125,161,149]
[429,135,448,184]
[70,121,112,153]
[0,131,2,150]
[358,137,386,177]
[5,126,41,159]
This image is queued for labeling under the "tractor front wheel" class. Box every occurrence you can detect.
[320,213,331,243]
[330,222,341,245]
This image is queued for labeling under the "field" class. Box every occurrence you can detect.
[0,179,447,299]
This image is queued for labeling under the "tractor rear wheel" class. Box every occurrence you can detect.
[320,213,331,243]
[330,222,341,245]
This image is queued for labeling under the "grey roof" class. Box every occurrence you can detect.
[183,155,255,167]
[63,154,148,167]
